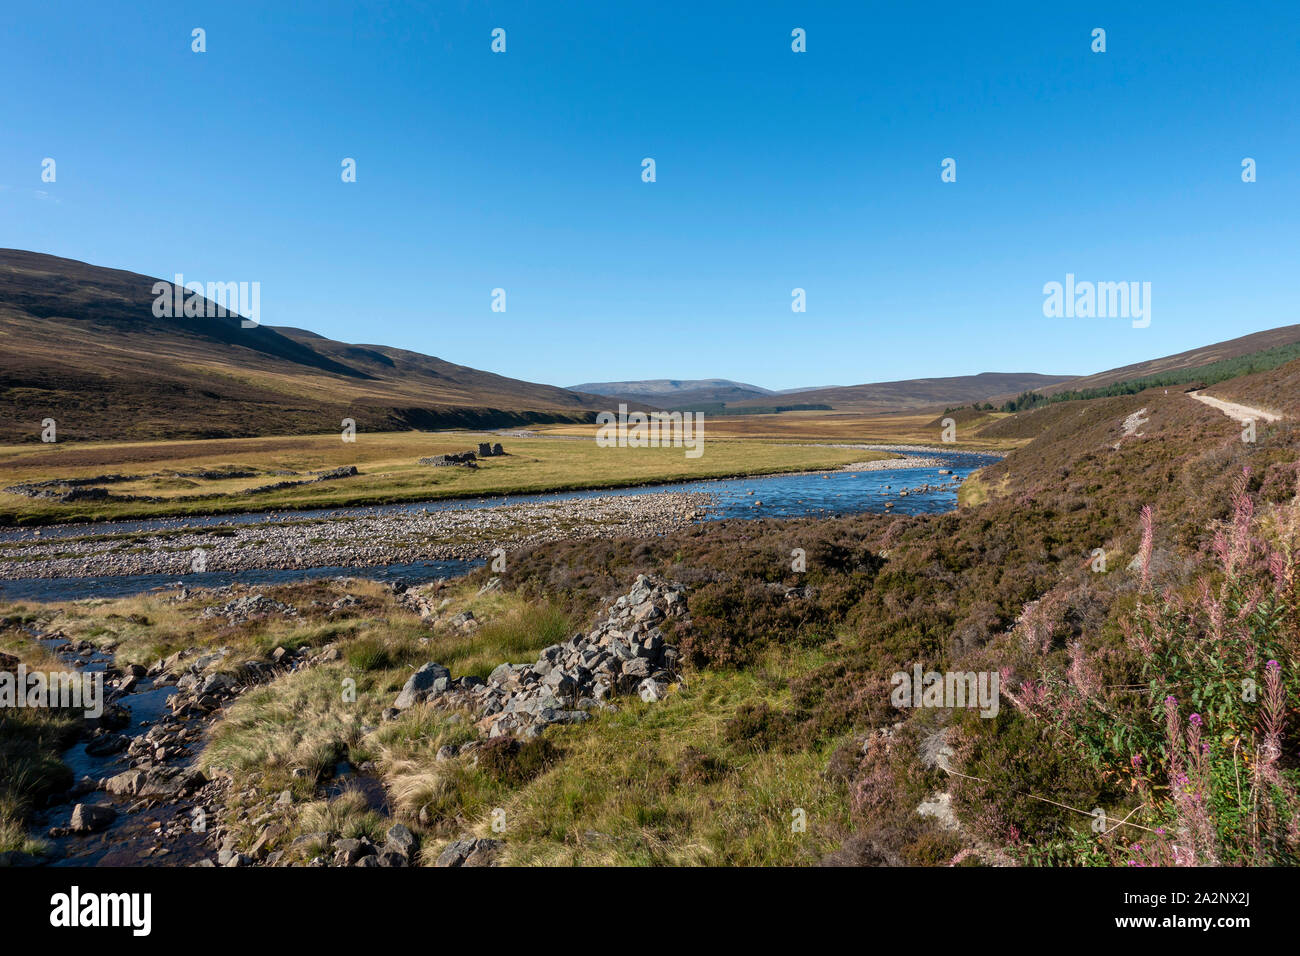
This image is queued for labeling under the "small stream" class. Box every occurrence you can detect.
[25,636,214,866]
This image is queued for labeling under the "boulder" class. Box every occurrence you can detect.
[394,662,452,709]
[103,770,145,797]
[384,823,418,861]
[69,803,116,834]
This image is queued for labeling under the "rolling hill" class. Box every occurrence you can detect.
[0,250,609,442]
[1037,324,1300,396]
[727,372,1076,413]
[568,378,776,408]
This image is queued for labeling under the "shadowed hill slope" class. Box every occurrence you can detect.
[568,379,775,409]
[0,250,608,441]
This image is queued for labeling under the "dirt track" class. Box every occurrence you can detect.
[1188,391,1282,424]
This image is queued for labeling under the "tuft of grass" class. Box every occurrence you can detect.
[0,690,81,854]
[345,636,392,672]
[297,789,388,845]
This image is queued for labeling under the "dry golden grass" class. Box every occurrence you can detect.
[0,432,880,524]
[536,410,1023,448]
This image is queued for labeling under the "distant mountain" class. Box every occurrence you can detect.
[727,372,1076,413]
[0,250,608,442]
[568,378,775,408]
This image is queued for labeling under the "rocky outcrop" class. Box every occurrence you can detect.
[388,574,687,738]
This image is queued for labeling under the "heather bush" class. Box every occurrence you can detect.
[999,470,1300,864]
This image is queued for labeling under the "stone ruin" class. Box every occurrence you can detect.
[419,443,504,468]
[419,451,478,468]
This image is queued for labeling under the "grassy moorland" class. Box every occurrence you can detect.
[0,432,884,525]
[4,373,1296,866]
[537,409,1022,448]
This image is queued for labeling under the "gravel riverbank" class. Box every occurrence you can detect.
[0,491,714,581]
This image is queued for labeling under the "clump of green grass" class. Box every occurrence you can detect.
[344,636,392,672]
[470,645,852,866]
[203,666,381,788]
[297,789,388,845]
[0,691,81,855]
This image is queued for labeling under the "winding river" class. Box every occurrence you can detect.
[0,450,998,602]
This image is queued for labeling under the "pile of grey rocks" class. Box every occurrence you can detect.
[199,594,299,625]
[387,574,687,738]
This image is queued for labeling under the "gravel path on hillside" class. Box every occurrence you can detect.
[1188,391,1283,424]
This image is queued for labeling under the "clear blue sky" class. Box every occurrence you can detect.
[2,1,1296,390]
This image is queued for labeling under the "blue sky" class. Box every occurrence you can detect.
[2,1,1296,390]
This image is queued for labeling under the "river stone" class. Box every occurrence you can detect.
[200,672,235,696]
[103,769,145,796]
[70,803,116,833]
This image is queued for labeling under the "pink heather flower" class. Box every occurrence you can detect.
[1212,529,1230,570]
[1165,698,1185,782]
[1139,505,1155,591]
[1068,641,1101,698]
[1189,713,1202,727]
[1269,551,1287,589]
[1259,660,1286,785]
